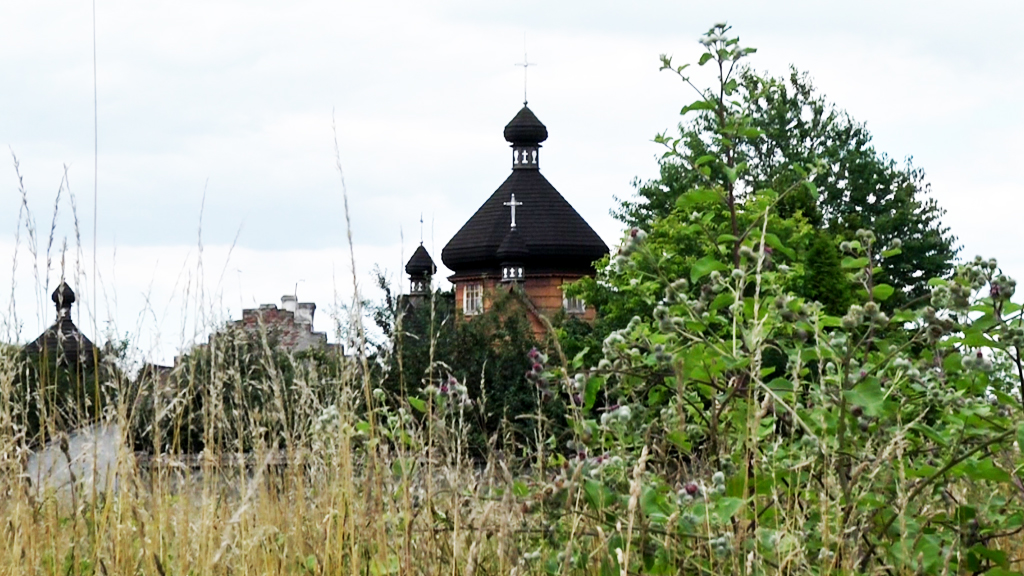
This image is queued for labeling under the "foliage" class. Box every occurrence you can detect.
[370,279,551,454]
[130,326,349,454]
[615,48,957,308]
[524,24,1024,575]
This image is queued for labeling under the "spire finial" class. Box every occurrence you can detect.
[514,34,535,106]
[503,193,523,228]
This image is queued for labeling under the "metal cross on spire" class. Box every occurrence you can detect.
[514,35,535,106]
[503,193,523,228]
[419,212,424,245]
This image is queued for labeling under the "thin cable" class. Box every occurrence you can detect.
[91,0,98,338]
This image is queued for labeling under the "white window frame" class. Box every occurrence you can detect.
[563,294,586,315]
[463,283,483,316]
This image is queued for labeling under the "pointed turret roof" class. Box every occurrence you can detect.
[405,245,437,277]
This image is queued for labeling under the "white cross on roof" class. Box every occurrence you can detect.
[503,193,523,228]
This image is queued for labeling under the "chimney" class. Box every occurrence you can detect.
[281,294,297,313]
[295,302,315,325]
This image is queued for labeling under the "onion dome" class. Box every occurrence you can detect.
[405,245,436,295]
[52,281,76,311]
[23,283,96,368]
[503,106,548,146]
[405,245,436,277]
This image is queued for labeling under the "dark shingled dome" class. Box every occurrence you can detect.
[503,106,548,145]
[405,245,437,277]
[53,281,76,308]
[442,169,608,276]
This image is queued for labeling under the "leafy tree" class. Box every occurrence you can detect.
[520,25,1024,574]
[616,62,957,307]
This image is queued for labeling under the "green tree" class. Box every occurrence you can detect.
[523,26,1024,574]
[616,65,957,306]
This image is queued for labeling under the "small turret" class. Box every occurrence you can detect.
[405,245,436,295]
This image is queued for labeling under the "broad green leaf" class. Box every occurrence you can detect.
[1018,421,1024,453]
[408,397,426,413]
[717,233,738,244]
[690,256,729,283]
[584,376,602,411]
[966,459,1013,483]
[928,277,949,287]
[715,497,744,522]
[666,430,690,452]
[841,256,870,269]
[571,347,590,370]
[763,233,796,259]
[802,180,818,200]
[698,52,714,65]
[676,188,721,208]
[641,487,672,517]
[963,332,1001,348]
[872,284,895,301]
[583,479,617,510]
[881,247,902,258]
[844,378,885,417]
[680,100,717,114]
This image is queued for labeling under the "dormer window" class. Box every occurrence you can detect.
[563,295,586,315]
[463,283,483,315]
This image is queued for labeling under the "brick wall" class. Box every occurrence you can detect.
[453,274,596,338]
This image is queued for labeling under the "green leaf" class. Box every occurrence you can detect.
[881,247,902,258]
[717,234,738,244]
[408,397,426,413]
[583,479,617,510]
[872,284,895,301]
[844,378,885,417]
[963,332,1001,348]
[967,459,1013,483]
[676,188,720,209]
[641,487,672,517]
[715,497,744,522]
[571,347,590,370]
[1017,421,1024,454]
[690,256,728,283]
[763,233,796,259]
[512,480,529,498]
[841,256,869,269]
[928,277,949,287]
[584,376,602,411]
[693,155,716,167]
[666,430,690,452]
[698,52,714,65]
[802,180,818,200]
[680,99,717,115]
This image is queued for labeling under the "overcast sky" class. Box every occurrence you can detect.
[2,1,1022,363]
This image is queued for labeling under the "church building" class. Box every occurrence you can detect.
[408,104,608,337]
